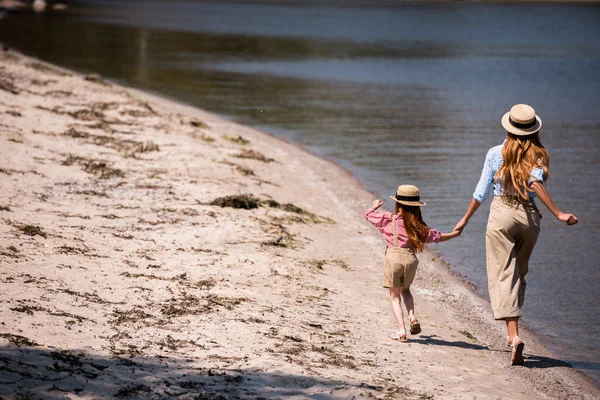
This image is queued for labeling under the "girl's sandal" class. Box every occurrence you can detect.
[390,329,408,342]
[511,336,525,366]
[409,316,421,335]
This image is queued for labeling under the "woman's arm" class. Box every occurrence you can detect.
[454,198,481,232]
[530,181,578,225]
[455,148,496,232]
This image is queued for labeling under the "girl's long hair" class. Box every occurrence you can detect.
[496,132,549,203]
[394,203,430,252]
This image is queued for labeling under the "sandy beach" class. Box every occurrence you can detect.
[0,48,598,399]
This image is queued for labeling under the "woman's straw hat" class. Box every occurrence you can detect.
[501,104,542,136]
[390,185,426,207]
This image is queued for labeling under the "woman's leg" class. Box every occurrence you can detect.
[400,287,415,319]
[389,287,406,332]
[506,317,519,342]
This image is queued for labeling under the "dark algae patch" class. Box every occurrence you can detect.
[208,195,333,223]
[0,333,40,347]
[233,149,275,163]
[17,224,48,238]
[209,194,260,210]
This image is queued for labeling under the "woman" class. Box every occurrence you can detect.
[454,104,578,365]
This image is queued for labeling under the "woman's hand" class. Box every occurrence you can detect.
[530,182,579,226]
[557,212,578,226]
[454,198,481,234]
[372,199,384,209]
[454,218,468,233]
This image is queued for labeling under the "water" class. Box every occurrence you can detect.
[1,0,599,382]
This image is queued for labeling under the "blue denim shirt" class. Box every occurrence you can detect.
[473,142,545,203]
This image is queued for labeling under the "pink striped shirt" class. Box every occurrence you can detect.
[364,207,442,249]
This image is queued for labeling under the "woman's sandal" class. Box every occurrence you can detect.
[511,336,525,366]
[390,329,408,342]
[409,315,421,335]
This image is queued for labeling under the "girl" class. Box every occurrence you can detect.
[365,184,460,342]
[454,104,578,365]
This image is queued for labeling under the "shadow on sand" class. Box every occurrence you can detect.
[409,335,489,351]
[0,344,402,399]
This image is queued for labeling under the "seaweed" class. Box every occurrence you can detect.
[111,307,155,325]
[233,149,274,163]
[17,224,47,238]
[0,78,19,95]
[62,155,124,179]
[304,258,350,272]
[75,190,109,197]
[459,330,477,341]
[27,62,70,76]
[209,195,260,210]
[0,333,40,347]
[224,135,250,145]
[0,245,19,258]
[84,161,123,179]
[189,118,209,129]
[156,335,199,352]
[84,73,109,86]
[63,127,90,138]
[114,384,151,398]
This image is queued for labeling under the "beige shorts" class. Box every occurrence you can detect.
[486,197,541,320]
[383,247,419,288]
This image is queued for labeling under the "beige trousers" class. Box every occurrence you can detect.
[383,247,419,288]
[486,197,541,320]
[382,214,419,288]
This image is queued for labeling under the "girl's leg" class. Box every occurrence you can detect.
[401,286,421,334]
[388,287,406,332]
[400,286,415,318]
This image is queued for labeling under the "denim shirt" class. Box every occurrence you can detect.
[473,141,545,203]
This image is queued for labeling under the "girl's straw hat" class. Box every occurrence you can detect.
[501,104,542,136]
[390,185,426,207]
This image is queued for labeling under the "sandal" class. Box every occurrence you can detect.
[409,315,421,335]
[510,336,525,366]
[390,329,407,342]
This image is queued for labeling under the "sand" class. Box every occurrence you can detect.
[0,48,597,399]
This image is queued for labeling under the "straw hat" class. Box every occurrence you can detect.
[389,185,426,207]
[501,104,542,136]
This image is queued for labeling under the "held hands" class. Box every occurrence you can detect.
[453,218,468,234]
[372,199,384,209]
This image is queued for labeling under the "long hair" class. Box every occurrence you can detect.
[496,132,549,203]
[394,203,430,252]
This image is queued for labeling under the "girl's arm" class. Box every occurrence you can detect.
[364,199,388,228]
[530,182,578,225]
[454,198,481,233]
[440,230,461,242]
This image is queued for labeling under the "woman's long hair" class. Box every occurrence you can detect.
[496,132,549,203]
[394,203,430,252]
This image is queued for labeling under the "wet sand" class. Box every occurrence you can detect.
[0,48,597,399]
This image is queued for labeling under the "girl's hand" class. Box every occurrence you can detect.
[454,218,468,233]
[557,212,578,226]
[372,199,384,209]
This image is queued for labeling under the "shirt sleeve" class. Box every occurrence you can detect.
[528,167,545,186]
[425,228,442,244]
[364,207,390,229]
[473,149,495,203]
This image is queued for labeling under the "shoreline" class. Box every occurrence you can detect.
[1,48,597,398]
